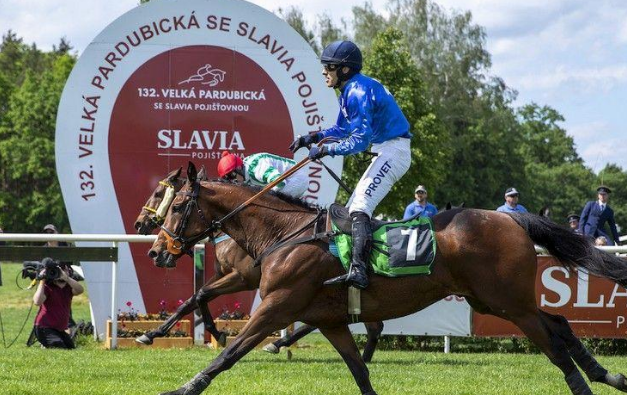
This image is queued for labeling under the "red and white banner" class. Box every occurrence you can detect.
[473,256,627,338]
[55,0,339,339]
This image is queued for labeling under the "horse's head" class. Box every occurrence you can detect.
[134,165,207,235]
[148,162,215,268]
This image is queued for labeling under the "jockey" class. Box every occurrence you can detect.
[217,151,308,198]
[289,40,412,290]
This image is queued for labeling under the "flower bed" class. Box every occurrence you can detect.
[105,320,193,349]
[105,300,192,349]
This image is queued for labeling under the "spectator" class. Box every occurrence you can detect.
[595,237,608,246]
[567,214,581,234]
[43,224,67,247]
[33,258,84,349]
[496,187,528,213]
[403,185,438,220]
[579,186,620,246]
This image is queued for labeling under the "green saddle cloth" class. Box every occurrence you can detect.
[331,216,437,277]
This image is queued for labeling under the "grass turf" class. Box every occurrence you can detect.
[1,262,625,395]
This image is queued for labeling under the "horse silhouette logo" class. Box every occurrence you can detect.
[179,64,226,87]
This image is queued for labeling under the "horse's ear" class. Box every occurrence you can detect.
[446,202,452,210]
[539,206,549,217]
[460,202,465,208]
[167,167,182,182]
[187,161,197,183]
[197,165,208,181]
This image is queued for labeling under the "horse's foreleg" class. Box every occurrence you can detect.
[319,325,377,395]
[136,294,199,345]
[541,311,627,392]
[195,271,254,347]
[362,321,384,363]
[160,300,291,395]
[263,323,316,354]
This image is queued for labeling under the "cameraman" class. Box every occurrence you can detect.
[33,258,84,349]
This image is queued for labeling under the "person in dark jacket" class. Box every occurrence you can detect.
[566,214,581,234]
[579,186,620,245]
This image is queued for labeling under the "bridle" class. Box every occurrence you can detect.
[142,180,177,227]
[158,142,335,258]
[159,180,215,256]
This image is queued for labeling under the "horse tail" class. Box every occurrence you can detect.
[508,212,627,287]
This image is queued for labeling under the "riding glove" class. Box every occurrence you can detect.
[289,133,320,153]
[308,145,329,160]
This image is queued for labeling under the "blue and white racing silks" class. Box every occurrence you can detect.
[318,74,411,156]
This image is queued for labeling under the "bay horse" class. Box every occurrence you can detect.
[149,163,627,395]
[134,166,384,360]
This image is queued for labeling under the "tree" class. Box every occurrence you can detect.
[336,28,450,218]
[277,7,320,53]
[353,0,525,209]
[0,32,76,232]
[515,103,595,221]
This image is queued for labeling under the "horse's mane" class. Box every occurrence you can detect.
[202,178,318,211]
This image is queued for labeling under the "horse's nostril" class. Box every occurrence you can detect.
[148,249,158,259]
[134,221,142,231]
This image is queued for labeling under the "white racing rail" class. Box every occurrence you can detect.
[0,234,625,351]
[0,233,209,349]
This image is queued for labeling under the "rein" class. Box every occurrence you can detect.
[158,137,346,257]
[212,156,312,229]
[159,156,313,256]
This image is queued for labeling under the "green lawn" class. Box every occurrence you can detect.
[1,262,625,395]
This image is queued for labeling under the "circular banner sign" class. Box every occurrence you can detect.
[55,0,340,338]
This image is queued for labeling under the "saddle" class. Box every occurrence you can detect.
[327,204,388,234]
[327,204,437,277]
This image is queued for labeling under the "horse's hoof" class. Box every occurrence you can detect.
[605,373,627,392]
[217,331,227,347]
[135,334,153,345]
[262,343,279,354]
[286,348,293,360]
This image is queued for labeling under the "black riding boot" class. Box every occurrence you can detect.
[324,211,371,289]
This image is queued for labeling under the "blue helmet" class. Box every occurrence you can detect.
[321,40,362,71]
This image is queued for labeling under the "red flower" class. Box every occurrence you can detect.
[159,299,167,307]
[177,299,184,306]
[176,322,181,328]
[126,301,132,307]
[234,302,242,310]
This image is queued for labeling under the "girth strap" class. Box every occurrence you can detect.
[253,231,334,267]
[253,209,330,267]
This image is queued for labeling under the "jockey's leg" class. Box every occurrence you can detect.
[325,211,371,289]
[326,137,411,289]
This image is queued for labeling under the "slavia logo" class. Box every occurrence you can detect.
[179,63,226,87]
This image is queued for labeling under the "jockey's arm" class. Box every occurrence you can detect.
[250,156,286,189]
[325,93,373,156]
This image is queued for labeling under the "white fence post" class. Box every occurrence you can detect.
[110,241,118,350]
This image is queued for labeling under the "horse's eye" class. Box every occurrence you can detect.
[172,204,184,213]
